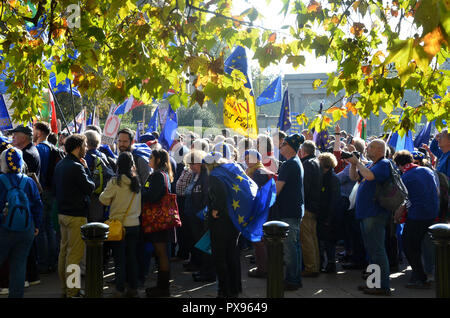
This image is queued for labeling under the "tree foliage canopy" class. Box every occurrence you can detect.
[0,0,449,135]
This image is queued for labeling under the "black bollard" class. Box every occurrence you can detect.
[81,222,109,298]
[428,223,450,298]
[263,221,289,298]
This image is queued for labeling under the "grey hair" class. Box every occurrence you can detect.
[84,130,101,149]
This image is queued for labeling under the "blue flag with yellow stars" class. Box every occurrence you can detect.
[210,163,277,242]
[0,94,12,131]
[313,129,331,152]
[277,88,291,132]
[256,76,282,106]
[146,106,159,133]
[223,46,258,139]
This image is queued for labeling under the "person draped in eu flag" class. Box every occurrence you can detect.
[203,151,276,298]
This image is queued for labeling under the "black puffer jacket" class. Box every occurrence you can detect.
[301,155,322,214]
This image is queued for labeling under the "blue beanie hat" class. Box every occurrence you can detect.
[5,147,24,173]
[284,134,305,152]
[213,142,232,159]
[412,151,425,161]
[139,133,156,144]
[244,149,262,162]
[202,151,224,164]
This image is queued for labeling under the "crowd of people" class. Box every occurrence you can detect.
[0,121,448,298]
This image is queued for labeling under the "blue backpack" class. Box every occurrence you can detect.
[0,174,32,231]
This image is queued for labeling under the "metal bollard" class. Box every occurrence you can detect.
[81,222,109,298]
[428,223,450,298]
[263,221,289,298]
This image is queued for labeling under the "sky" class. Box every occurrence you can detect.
[231,0,338,77]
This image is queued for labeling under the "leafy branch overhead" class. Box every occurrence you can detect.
[0,0,448,134]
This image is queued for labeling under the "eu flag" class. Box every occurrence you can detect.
[210,163,276,242]
[388,131,414,152]
[277,89,291,132]
[224,46,252,92]
[313,129,331,152]
[256,76,282,106]
[146,106,159,133]
[0,94,12,131]
[414,121,434,148]
[159,105,178,150]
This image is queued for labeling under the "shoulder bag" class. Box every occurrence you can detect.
[142,172,181,234]
[105,192,136,241]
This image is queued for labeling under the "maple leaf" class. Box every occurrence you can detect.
[345,102,358,115]
[350,22,365,37]
[268,32,277,43]
[422,27,447,58]
[307,1,321,13]
[361,65,372,75]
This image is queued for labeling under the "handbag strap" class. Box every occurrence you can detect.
[121,192,136,223]
[161,171,170,195]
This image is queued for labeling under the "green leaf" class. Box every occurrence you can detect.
[415,0,440,35]
[286,55,305,69]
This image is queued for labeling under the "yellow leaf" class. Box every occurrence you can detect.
[326,106,340,114]
[118,7,129,20]
[352,1,360,11]
[331,15,339,25]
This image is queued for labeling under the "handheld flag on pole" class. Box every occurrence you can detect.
[277,88,291,132]
[159,104,178,150]
[256,76,282,106]
[47,89,58,133]
[114,96,144,115]
[146,106,159,133]
[388,131,414,152]
[0,94,12,131]
[414,121,434,148]
[354,116,367,140]
[223,46,258,139]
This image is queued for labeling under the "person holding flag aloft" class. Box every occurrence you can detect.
[203,150,276,297]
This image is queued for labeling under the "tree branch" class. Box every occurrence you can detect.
[328,0,354,46]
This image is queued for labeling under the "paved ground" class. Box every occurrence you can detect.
[0,249,436,299]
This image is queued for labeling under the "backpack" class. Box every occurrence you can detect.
[0,174,32,231]
[374,160,409,213]
[91,154,115,195]
[42,141,65,189]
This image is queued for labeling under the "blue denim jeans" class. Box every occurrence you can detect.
[0,226,35,298]
[280,218,302,286]
[111,226,140,292]
[360,212,390,290]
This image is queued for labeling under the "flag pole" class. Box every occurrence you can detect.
[48,83,71,135]
[69,79,77,132]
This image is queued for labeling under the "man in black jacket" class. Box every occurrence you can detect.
[53,134,95,298]
[299,140,323,277]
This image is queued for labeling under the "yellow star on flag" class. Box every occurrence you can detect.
[238,215,245,224]
[236,175,244,182]
[232,184,240,193]
[232,199,240,210]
